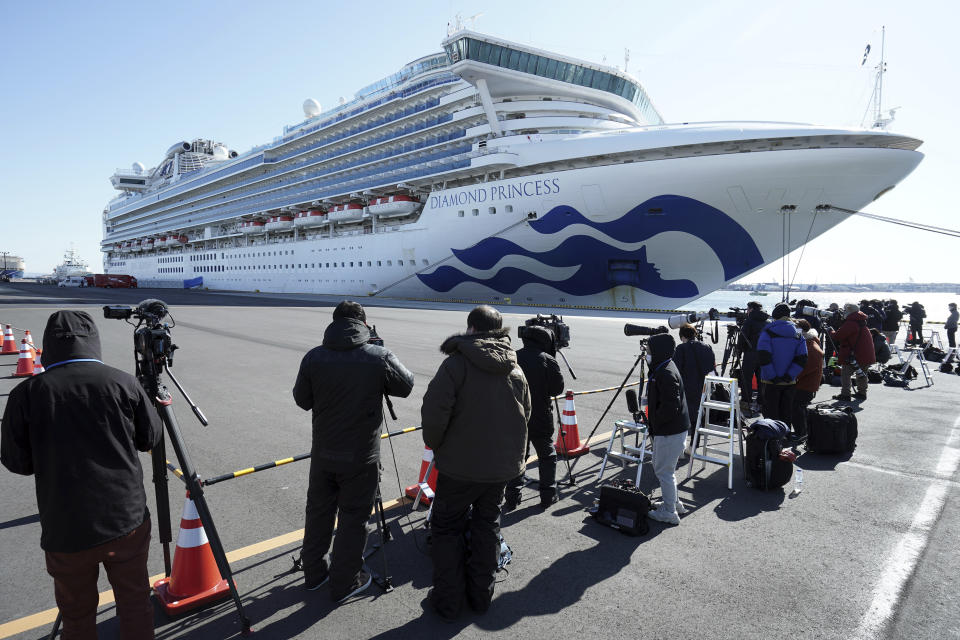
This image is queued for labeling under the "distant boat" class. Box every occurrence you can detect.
[749,291,768,296]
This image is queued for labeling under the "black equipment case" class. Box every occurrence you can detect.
[806,405,858,454]
[591,478,651,536]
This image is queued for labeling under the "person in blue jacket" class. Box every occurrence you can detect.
[757,303,808,426]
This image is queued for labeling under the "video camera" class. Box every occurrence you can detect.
[367,324,384,347]
[104,299,175,364]
[519,314,570,352]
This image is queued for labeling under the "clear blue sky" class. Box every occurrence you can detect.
[1,0,956,283]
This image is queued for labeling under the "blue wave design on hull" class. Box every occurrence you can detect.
[418,195,764,299]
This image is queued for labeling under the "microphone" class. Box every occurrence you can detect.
[626,388,639,414]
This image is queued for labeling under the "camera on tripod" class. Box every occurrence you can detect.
[519,314,571,352]
[103,299,175,363]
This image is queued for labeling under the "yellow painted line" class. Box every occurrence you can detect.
[0,431,611,638]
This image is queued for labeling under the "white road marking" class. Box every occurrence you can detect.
[853,414,960,639]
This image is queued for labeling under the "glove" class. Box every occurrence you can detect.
[773,375,791,384]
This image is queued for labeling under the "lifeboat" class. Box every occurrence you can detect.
[165,234,188,247]
[142,238,155,251]
[130,240,143,253]
[367,194,420,218]
[157,236,167,247]
[120,242,132,253]
[327,203,364,223]
[294,209,328,229]
[239,221,266,235]
[265,215,294,232]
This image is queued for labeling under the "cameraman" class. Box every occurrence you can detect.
[504,325,565,511]
[2,310,162,639]
[673,323,715,439]
[293,301,414,603]
[738,301,769,412]
[882,299,903,346]
[906,301,926,345]
[829,303,875,401]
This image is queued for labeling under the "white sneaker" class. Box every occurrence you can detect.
[647,504,680,525]
[675,500,689,515]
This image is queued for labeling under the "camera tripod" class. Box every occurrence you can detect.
[719,324,744,377]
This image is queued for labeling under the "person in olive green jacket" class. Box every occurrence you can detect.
[421,305,531,621]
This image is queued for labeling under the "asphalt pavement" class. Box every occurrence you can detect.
[0,282,957,639]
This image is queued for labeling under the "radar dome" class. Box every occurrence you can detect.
[132,162,146,174]
[303,98,322,117]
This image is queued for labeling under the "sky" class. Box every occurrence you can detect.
[1,0,957,283]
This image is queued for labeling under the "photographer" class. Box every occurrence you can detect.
[673,323,715,439]
[882,299,903,346]
[738,301,769,412]
[792,299,822,332]
[646,333,690,525]
[906,301,926,345]
[292,301,414,603]
[421,305,530,620]
[946,303,958,348]
[1,310,163,639]
[504,324,565,511]
[756,303,808,426]
[829,303,875,401]
[791,319,823,443]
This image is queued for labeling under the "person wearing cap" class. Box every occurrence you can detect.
[504,324,565,512]
[293,300,414,603]
[645,333,690,525]
[829,303,875,401]
[946,303,958,348]
[421,305,531,620]
[756,303,808,425]
[2,310,163,639]
[737,301,769,413]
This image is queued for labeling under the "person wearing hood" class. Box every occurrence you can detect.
[756,303,808,425]
[907,302,926,345]
[737,301,769,412]
[504,324,565,512]
[645,333,690,526]
[791,319,823,443]
[946,303,958,348]
[1,310,163,639]
[672,323,715,440]
[860,299,886,333]
[421,305,531,620]
[829,303,876,401]
[293,301,414,602]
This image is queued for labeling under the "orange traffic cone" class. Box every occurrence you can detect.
[23,330,35,356]
[32,349,44,375]
[153,493,231,614]
[404,447,438,505]
[1,326,16,354]
[12,339,34,377]
[555,390,590,458]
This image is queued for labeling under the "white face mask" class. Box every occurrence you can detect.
[645,354,653,365]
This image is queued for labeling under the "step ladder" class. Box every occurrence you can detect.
[898,348,934,387]
[928,331,944,350]
[597,419,653,485]
[888,344,905,366]
[686,376,743,490]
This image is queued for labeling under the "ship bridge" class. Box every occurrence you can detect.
[442,30,663,127]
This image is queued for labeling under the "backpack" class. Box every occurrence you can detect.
[923,345,946,362]
[709,384,731,425]
[806,405,858,454]
[940,362,954,373]
[867,368,883,383]
[591,477,651,536]
[745,419,793,490]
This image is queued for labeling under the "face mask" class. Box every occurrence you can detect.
[645,354,653,365]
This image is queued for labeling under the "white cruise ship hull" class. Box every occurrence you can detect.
[109,144,921,310]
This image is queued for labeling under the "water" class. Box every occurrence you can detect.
[687,290,959,323]
[793,468,804,495]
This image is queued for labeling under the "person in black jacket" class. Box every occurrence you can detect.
[292,301,414,603]
[504,325,565,511]
[645,333,690,526]
[672,323,715,438]
[737,301,768,411]
[906,302,926,345]
[882,299,902,347]
[1,310,163,640]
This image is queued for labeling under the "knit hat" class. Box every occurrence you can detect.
[772,303,791,319]
[843,302,859,316]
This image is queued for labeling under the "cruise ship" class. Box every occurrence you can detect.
[0,254,24,279]
[101,30,924,310]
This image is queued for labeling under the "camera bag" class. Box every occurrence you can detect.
[592,478,651,536]
[745,419,792,490]
[806,405,858,454]
[867,368,883,384]
[923,345,946,362]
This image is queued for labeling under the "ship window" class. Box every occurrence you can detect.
[367,261,371,266]
[387,260,392,266]
[505,205,513,213]
[489,207,496,214]
[377,260,382,266]
[472,209,479,216]
[422,259,429,265]
[350,262,354,267]
[399,260,404,266]
[458,210,464,217]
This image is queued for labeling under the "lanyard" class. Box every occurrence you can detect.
[43,358,104,370]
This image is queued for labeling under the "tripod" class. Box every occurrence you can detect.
[719,324,744,376]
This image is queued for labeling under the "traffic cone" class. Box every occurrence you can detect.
[32,349,44,375]
[153,492,231,614]
[1,326,16,354]
[12,339,35,377]
[23,330,35,356]
[555,390,590,458]
[404,447,438,505]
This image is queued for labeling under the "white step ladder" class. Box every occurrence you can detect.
[686,376,743,490]
[898,348,934,387]
[888,344,905,366]
[597,419,653,485]
[928,331,944,350]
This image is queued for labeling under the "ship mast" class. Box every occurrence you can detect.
[862,26,896,129]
